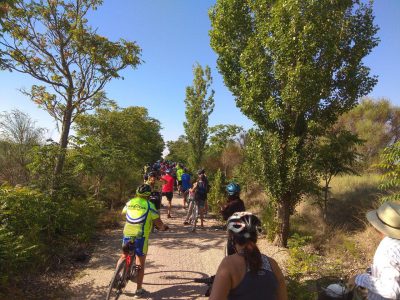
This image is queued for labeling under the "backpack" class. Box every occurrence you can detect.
[195,180,207,200]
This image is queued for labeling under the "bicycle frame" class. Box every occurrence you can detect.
[106,241,138,300]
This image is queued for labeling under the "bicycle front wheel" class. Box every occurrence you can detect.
[106,258,128,300]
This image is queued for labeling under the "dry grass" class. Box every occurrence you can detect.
[244,174,383,272]
[289,174,383,277]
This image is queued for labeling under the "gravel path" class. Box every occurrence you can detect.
[67,195,288,300]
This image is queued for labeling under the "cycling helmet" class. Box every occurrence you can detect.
[136,184,151,197]
[165,168,172,174]
[197,169,205,175]
[227,212,262,238]
[148,171,157,177]
[226,182,241,196]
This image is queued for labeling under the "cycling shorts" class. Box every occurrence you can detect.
[122,236,148,256]
[162,192,173,201]
[197,199,206,208]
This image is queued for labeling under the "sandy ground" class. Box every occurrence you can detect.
[67,194,288,300]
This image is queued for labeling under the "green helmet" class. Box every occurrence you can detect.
[136,184,151,197]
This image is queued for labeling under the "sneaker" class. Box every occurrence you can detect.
[134,288,147,298]
[183,221,189,225]
[167,214,172,218]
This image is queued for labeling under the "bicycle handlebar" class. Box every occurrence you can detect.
[194,275,215,285]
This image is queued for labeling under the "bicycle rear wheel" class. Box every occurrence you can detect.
[106,258,128,300]
[191,201,199,232]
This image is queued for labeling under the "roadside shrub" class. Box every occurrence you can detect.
[287,233,320,277]
[0,185,101,285]
[261,201,278,241]
[208,168,225,214]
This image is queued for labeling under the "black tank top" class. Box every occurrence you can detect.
[228,254,278,300]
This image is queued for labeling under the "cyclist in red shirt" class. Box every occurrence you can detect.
[161,169,175,218]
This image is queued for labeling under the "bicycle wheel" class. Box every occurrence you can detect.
[127,254,139,282]
[106,258,128,300]
[191,201,199,232]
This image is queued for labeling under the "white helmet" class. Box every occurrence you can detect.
[227,212,262,238]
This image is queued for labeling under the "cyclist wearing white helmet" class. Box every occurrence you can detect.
[209,212,287,300]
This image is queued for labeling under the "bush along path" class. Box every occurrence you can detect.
[66,194,288,299]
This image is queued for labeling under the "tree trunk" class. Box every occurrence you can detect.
[273,196,291,247]
[54,102,73,179]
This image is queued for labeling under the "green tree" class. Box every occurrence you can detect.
[165,135,190,166]
[0,109,45,184]
[208,124,244,154]
[336,98,400,167]
[377,141,400,202]
[183,63,215,171]
[0,0,141,180]
[314,129,363,222]
[210,0,378,246]
[74,106,164,208]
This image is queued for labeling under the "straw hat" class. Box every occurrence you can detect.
[366,202,400,239]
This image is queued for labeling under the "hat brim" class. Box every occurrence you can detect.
[366,210,400,239]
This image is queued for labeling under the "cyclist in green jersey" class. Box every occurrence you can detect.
[120,184,168,298]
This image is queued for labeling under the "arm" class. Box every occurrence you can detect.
[269,257,288,300]
[154,218,169,231]
[209,257,232,300]
[189,182,197,193]
[355,272,400,299]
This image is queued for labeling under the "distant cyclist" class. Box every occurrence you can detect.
[221,183,246,221]
[176,163,184,196]
[184,170,208,227]
[209,212,287,300]
[146,171,162,211]
[181,168,191,208]
[221,183,246,255]
[161,169,175,218]
[120,184,168,298]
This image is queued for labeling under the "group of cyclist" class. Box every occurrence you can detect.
[115,159,290,299]
[117,158,400,300]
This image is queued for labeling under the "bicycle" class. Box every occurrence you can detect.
[106,239,140,300]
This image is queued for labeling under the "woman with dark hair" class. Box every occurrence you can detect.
[209,212,287,300]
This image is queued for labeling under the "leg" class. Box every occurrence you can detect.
[199,207,205,227]
[167,200,172,217]
[167,192,173,217]
[135,254,147,290]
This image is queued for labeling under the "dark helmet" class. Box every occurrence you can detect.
[136,184,152,197]
[148,171,157,178]
[165,169,172,174]
[227,212,262,238]
[226,182,241,196]
[197,169,205,175]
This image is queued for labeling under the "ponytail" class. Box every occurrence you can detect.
[233,233,262,273]
[243,240,262,273]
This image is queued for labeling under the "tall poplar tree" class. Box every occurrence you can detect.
[183,63,215,171]
[210,0,379,246]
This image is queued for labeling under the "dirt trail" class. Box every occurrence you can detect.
[67,195,287,300]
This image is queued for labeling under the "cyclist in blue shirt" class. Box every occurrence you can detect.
[181,168,191,208]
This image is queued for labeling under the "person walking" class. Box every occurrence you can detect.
[160,169,175,218]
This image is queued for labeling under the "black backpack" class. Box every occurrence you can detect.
[195,180,207,199]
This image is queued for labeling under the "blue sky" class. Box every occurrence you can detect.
[0,0,399,143]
